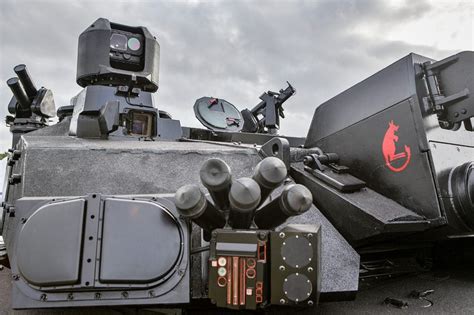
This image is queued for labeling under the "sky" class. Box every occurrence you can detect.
[0,0,472,183]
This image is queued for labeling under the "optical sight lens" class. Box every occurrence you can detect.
[110,34,127,51]
[128,37,140,51]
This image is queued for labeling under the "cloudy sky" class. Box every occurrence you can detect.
[0,0,472,182]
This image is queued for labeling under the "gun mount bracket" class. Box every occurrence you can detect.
[259,137,290,170]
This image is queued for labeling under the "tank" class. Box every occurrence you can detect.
[0,17,472,314]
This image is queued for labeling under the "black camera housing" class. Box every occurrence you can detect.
[76,18,160,92]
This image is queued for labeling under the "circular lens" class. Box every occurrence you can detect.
[128,37,141,51]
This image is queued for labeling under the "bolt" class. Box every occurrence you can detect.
[95,293,101,300]
[67,293,74,300]
[279,232,285,238]
[279,265,285,271]
[280,299,286,304]
[307,233,313,238]
[12,274,20,281]
[149,290,155,297]
[122,291,129,298]
[308,300,314,306]
[20,217,27,224]
[308,267,314,272]
[40,294,47,301]
[178,269,185,276]
[258,232,266,240]
[461,109,467,114]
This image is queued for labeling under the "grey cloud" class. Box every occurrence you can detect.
[0,0,468,150]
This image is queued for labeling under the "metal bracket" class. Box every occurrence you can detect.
[258,137,290,170]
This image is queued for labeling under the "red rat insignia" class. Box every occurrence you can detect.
[382,120,411,172]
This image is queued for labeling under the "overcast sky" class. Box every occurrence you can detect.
[0,0,472,183]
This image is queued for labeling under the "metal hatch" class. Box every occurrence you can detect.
[194,96,243,132]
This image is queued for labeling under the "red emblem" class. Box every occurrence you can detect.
[382,120,411,172]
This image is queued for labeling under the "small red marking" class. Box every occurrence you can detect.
[382,120,411,172]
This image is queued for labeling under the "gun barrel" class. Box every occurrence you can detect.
[14,64,38,100]
[254,184,313,229]
[175,184,225,233]
[228,177,261,229]
[275,83,296,105]
[200,158,232,210]
[7,77,31,111]
[252,157,287,203]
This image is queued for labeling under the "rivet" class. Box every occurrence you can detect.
[279,232,285,238]
[308,300,314,306]
[122,291,129,298]
[95,292,101,299]
[308,267,314,272]
[279,265,285,271]
[280,299,286,304]
[40,294,47,301]
[67,293,74,300]
[149,290,155,297]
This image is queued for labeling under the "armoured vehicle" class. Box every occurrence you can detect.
[0,18,472,313]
